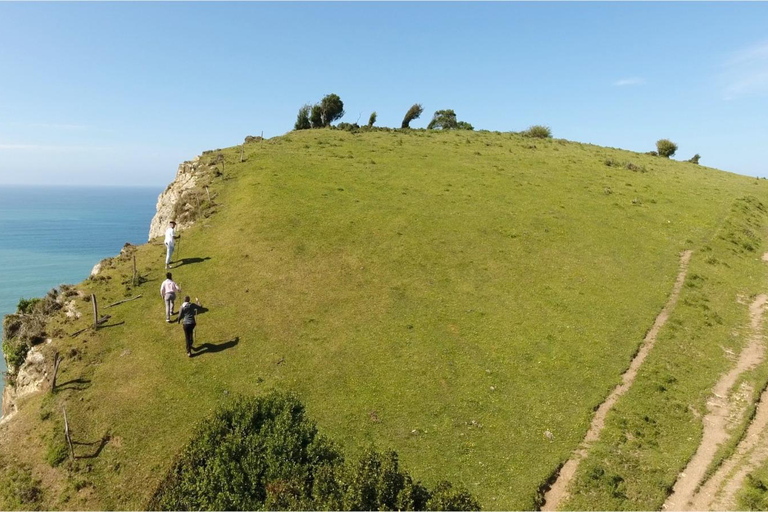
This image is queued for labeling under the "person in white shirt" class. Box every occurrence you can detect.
[164,221,178,269]
[160,272,182,322]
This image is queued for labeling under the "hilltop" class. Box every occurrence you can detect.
[3,128,768,510]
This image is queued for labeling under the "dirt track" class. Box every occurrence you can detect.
[541,250,692,511]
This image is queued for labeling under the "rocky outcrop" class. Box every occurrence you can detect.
[1,343,49,421]
[148,156,203,241]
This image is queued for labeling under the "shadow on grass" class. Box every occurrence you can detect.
[73,433,110,459]
[174,256,212,268]
[55,378,91,391]
[192,336,239,357]
[99,321,126,329]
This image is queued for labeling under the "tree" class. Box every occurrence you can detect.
[294,104,311,130]
[427,110,458,130]
[320,93,345,127]
[310,104,324,128]
[401,103,423,129]
[656,139,678,158]
[456,121,474,130]
[367,111,377,128]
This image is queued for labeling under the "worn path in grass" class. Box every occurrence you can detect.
[664,255,768,510]
[541,250,693,511]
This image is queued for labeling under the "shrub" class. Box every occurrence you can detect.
[688,153,701,164]
[456,121,474,130]
[521,125,552,139]
[656,139,678,158]
[16,297,41,314]
[367,111,377,128]
[2,338,30,371]
[294,105,311,131]
[401,104,424,129]
[320,94,345,126]
[148,392,479,511]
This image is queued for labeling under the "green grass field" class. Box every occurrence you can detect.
[2,128,768,510]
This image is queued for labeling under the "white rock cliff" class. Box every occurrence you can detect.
[147,155,203,241]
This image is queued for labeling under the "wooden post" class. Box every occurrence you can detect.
[132,254,138,286]
[91,294,99,327]
[51,352,62,392]
[240,144,244,163]
[63,408,75,461]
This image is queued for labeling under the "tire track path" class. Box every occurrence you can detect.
[663,295,768,510]
[541,250,693,511]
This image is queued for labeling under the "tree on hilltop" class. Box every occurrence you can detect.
[367,111,377,128]
[310,104,324,128]
[427,110,458,130]
[656,139,678,158]
[320,93,345,127]
[401,103,423,129]
[294,104,311,130]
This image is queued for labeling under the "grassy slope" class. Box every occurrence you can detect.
[2,129,768,510]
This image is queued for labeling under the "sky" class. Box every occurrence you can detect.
[0,2,767,186]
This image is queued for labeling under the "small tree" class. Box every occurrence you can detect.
[320,93,345,127]
[401,103,423,129]
[310,104,324,129]
[294,104,311,130]
[521,125,552,139]
[427,110,458,130]
[456,121,474,130]
[656,139,678,158]
[367,111,377,128]
[687,153,701,164]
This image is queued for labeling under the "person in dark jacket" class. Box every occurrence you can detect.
[177,295,202,357]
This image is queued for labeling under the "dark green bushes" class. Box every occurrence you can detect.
[295,94,345,130]
[294,105,311,130]
[148,391,479,511]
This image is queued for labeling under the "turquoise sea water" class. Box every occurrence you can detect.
[0,185,160,401]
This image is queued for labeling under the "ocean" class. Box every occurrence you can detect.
[0,185,160,401]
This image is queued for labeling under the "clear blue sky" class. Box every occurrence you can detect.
[1,2,767,186]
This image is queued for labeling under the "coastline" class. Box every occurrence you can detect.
[0,185,160,416]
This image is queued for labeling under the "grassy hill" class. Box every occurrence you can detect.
[2,128,768,510]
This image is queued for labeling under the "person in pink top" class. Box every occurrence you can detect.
[160,272,182,322]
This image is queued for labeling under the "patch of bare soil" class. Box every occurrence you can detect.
[663,292,768,511]
[541,250,692,511]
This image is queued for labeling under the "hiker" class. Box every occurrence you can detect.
[164,220,179,269]
[177,295,202,357]
[159,272,181,322]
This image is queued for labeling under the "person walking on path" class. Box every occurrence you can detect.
[164,220,179,269]
[177,296,202,357]
[160,272,181,322]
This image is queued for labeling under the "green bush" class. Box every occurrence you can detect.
[2,338,30,371]
[687,153,701,164]
[367,111,377,128]
[521,125,552,139]
[16,297,41,314]
[294,105,311,131]
[401,104,424,129]
[427,110,459,130]
[656,139,678,158]
[148,391,479,511]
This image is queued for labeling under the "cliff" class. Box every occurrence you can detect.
[147,155,203,241]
